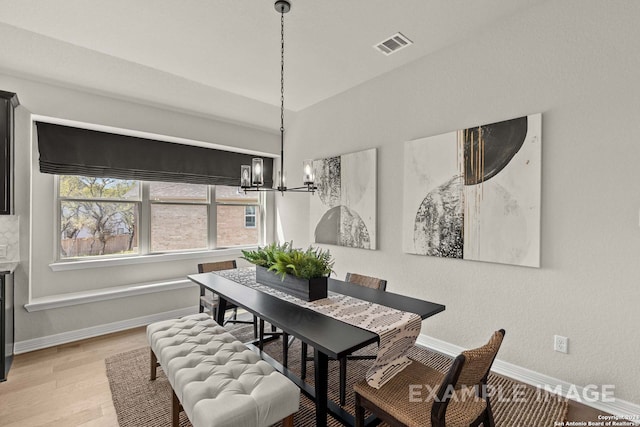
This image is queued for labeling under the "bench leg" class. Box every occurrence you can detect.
[282,414,294,427]
[150,348,157,381]
[172,389,181,427]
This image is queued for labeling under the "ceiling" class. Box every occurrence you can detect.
[0,0,545,128]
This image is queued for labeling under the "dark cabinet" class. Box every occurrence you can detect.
[0,91,19,215]
[1,272,14,381]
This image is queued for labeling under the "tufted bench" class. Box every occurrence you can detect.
[147,313,299,427]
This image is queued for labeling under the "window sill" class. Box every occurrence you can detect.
[25,277,196,312]
[49,247,256,272]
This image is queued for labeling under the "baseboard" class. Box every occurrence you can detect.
[416,334,640,421]
[14,307,198,354]
[13,318,639,420]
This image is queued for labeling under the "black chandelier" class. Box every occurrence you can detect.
[240,0,316,195]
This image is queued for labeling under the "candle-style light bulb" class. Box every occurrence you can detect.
[241,165,251,188]
[252,158,264,186]
[302,159,314,185]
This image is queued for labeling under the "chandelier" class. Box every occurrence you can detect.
[240,0,317,194]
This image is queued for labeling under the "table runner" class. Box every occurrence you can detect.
[214,267,422,389]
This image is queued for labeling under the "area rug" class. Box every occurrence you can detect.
[106,325,568,426]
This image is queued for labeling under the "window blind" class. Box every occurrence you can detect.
[36,121,274,187]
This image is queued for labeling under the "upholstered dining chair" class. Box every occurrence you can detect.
[300,272,387,406]
[354,329,506,427]
[197,260,258,338]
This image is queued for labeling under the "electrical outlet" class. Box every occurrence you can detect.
[554,335,568,354]
[0,245,7,258]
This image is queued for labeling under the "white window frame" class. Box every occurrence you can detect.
[54,176,266,265]
[244,205,257,229]
[57,176,142,260]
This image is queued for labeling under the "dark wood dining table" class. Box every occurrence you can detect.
[188,271,445,427]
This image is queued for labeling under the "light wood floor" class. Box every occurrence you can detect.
[0,326,609,426]
[0,327,148,427]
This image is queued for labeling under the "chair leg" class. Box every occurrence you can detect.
[150,349,157,381]
[354,393,365,427]
[199,287,205,313]
[485,399,496,427]
[300,342,308,380]
[171,389,181,427]
[339,355,347,406]
[281,414,294,427]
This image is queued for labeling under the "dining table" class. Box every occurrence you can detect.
[188,270,445,427]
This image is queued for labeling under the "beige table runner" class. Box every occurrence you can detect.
[214,267,422,389]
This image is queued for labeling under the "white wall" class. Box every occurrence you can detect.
[1,73,280,342]
[277,0,640,405]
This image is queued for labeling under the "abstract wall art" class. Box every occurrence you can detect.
[311,148,377,250]
[402,114,541,267]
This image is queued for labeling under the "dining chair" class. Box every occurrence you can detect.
[300,272,387,406]
[197,260,258,338]
[354,329,506,427]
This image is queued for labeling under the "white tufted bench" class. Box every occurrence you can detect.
[147,313,299,427]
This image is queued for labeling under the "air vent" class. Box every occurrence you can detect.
[374,32,413,56]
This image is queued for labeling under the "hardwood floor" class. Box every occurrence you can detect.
[0,327,148,427]
[0,326,611,426]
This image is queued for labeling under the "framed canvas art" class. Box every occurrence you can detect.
[311,148,377,250]
[402,114,541,267]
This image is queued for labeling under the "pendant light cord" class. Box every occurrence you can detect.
[279,10,285,189]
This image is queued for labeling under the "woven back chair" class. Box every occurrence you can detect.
[345,272,387,291]
[300,272,388,406]
[354,329,505,427]
[197,260,237,274]
[197,260,258,338]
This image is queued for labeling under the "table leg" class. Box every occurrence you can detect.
[301,342,308,380]
[339,355,347,406]
[282,332,289,368]
[259,319,265,352]
[216,298,227,325]
[314,349,329,427]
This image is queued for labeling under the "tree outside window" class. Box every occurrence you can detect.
[58,177,263,259]
[59,176,139,258]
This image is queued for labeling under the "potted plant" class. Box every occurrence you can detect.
[242,242,334,301]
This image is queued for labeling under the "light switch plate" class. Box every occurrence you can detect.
[0,245,7,258]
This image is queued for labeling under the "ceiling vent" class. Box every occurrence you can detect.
[374,32,413,56]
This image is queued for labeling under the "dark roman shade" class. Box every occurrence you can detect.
[36,121,274,187]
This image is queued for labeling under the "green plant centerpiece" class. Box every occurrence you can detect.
[242,242,334,301]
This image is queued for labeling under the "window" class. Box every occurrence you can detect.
[245,206,257,228]
[215,186,261,247]
[150,182,209,252]
[58,176,263,260]
[59,176,140,259]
